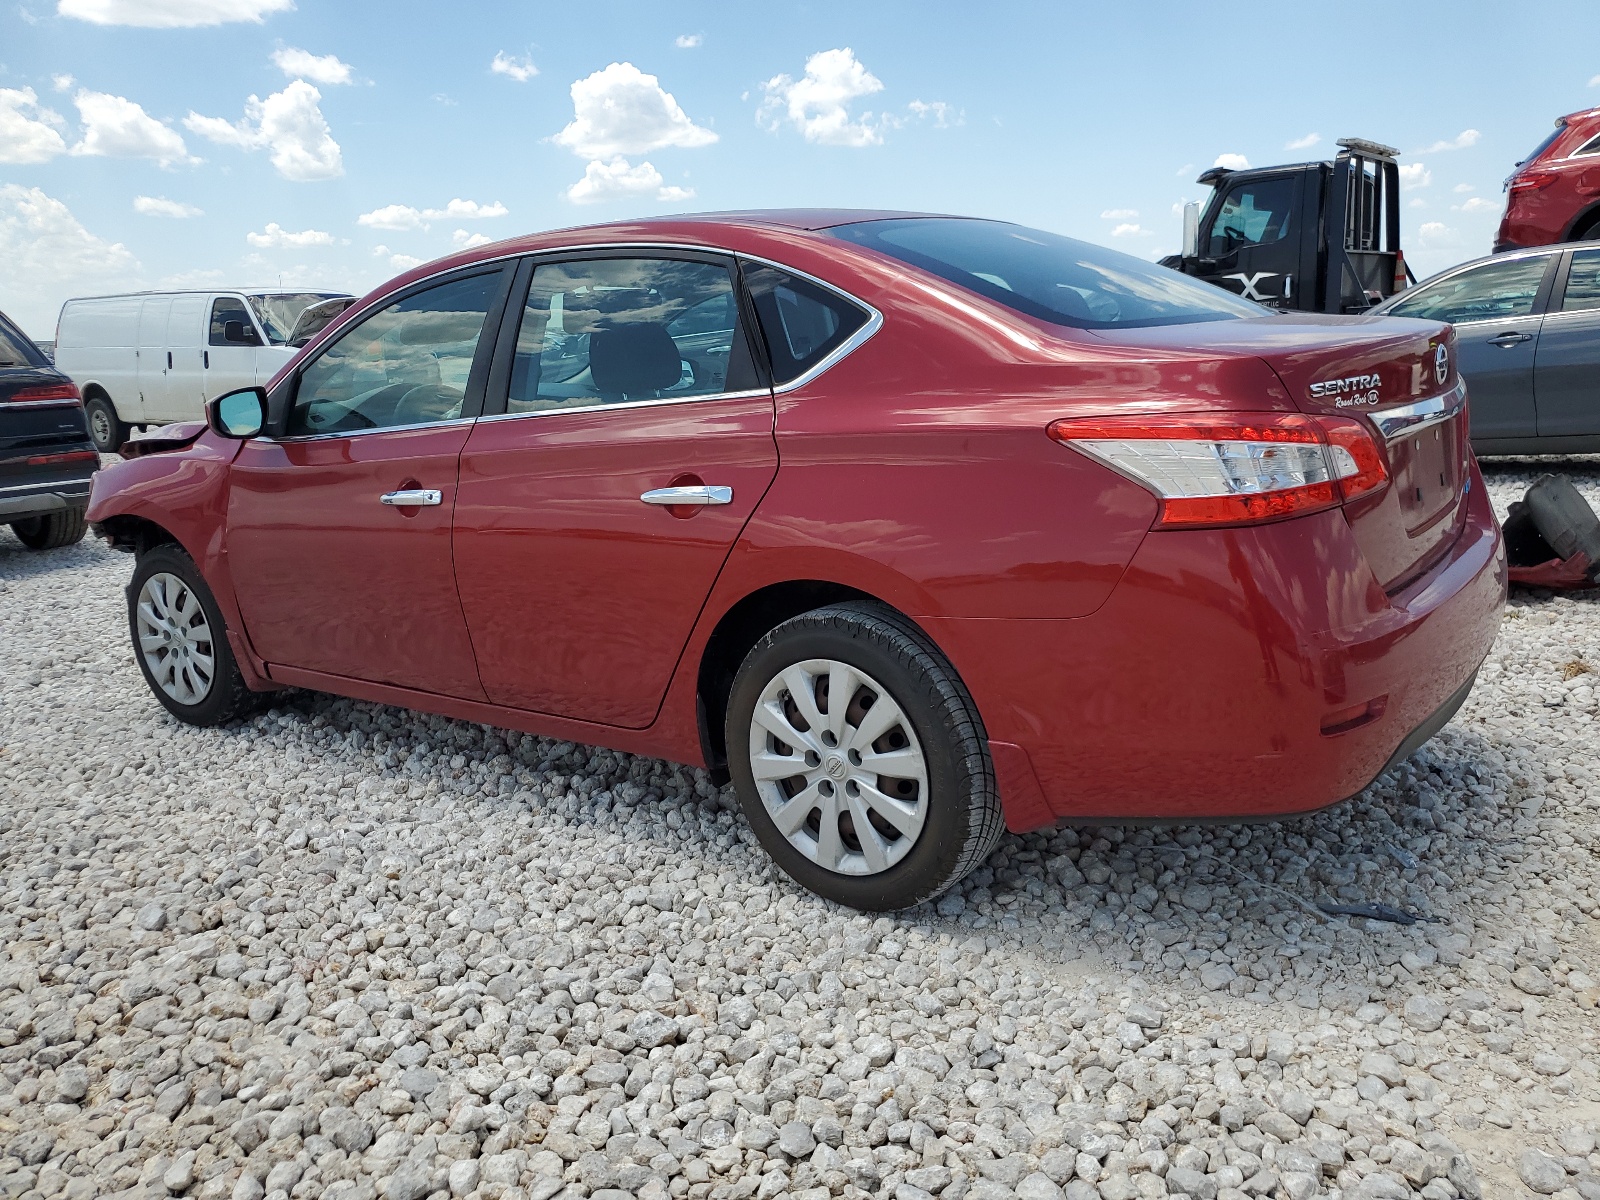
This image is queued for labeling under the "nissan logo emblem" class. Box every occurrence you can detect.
[1435,343,1449,386]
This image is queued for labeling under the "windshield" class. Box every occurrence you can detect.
[247,292,350,345]
[831,217,1266,330]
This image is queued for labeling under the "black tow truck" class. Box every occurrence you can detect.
[1160,137,1411,314]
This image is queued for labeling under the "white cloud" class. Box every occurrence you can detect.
[246,222,333,248]
[1417,221,1457,247]
[1453,183,1475,193]
[1398,162,1432,189]
[907,99,958,127]
[0,184,139,336]
[452,229,491,249]
[1409,198,1427,209]
[71,89,193,166]
[357,198,507,231]
[1416,130,1480,154]
[554,62,716,159]
[760,48,885,147]
[51,74,74,92]
[1286,132,1321,150]
[565,156,693,205]
[59,0,292,25]
[1592,74,1600,87]
[0,87,68,164]
[1174,163,1194,177]
[1101,208,1138,220]
[1453,196,1497,213]
[373,245,422,271]
[184,80,341,181]
[490,51,537,82]
[1111,223,1146,238]
[675,34,701,48]
[272,47,353,86]
[1212,153,1250,171]
[133,195,202,218]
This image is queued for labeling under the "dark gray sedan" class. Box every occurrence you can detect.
[1370,243,1600,454]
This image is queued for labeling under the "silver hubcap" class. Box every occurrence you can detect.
[136,572,215,705]
[90,408,110,445]
[748,658,929,877]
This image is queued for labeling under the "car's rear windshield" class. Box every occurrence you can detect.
[1519,121,1566,166]
[0,317,44,368]
[829,217,1265,330]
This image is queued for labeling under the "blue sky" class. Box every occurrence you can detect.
[1,0,1597,336]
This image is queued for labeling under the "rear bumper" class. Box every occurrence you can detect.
[0,479,92,523]
[925,464,1506,827]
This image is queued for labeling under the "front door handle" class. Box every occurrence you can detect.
[1487,331,1533,347]
[380,489,442,506]
[640,485,733,506]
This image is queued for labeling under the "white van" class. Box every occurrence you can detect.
[55,289,354,451]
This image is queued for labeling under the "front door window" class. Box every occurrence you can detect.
[288,273,499,436]
[1206,177,1297,256]
[1386,255,1551,325]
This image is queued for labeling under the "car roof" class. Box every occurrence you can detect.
[62,288,354,303]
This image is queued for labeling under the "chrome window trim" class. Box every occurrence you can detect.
[269,415,476,444]
[1370,378,1468,442]
[477,388,773,425]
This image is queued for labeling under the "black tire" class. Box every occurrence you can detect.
[127,544,260,726]
[725,602,1003,911]
[10,508,87,550]
[85,395,127,453]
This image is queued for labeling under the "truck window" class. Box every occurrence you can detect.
[1207,178,1296,255]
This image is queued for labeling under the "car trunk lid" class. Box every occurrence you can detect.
[1089,314,1470,590]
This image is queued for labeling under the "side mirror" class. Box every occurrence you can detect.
[223,320,256,345]
[1182,201,1201,259]
[207,386,266,439]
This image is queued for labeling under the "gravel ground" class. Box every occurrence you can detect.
[1,458,1598,1200]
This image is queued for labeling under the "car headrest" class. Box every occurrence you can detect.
[588,324,682,396]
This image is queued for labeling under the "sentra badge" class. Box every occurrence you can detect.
[1308,373,1382,407]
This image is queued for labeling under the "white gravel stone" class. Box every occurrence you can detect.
[1,457,1597,1200]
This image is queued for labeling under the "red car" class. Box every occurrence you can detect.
[1497,106,1600,251]
[88,211,1506,910]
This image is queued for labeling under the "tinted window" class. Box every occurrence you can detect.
[209,298,260,347]
[288,273,498,436]
[1385,256,1550,325]
[1520,123,1565,165]
[832,217,1263,330]
[0,317,42,367]
[1575,134,1600,159]
[1207,177,1297,255]
[507,257,757,414]
[742,265,869,385]
[1562,249,1600,312]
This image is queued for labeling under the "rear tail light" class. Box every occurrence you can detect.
[25,450,99,466]
[6,382,81,403]
[1508,170,1559,193]
[1048,413,1390,529]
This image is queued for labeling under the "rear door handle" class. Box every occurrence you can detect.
[1487,331,1533,347]
[380,489,442,506]
[640,485,733,506]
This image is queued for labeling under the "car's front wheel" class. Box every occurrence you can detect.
[128,544,259,725]
[726,602,1003,910]
[10,509,87,550]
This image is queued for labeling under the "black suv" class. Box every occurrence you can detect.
[1,307,97,551]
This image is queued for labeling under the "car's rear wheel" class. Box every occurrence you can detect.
[726,602,1003,910]
[85,395,126,453]
[128,544,259,725]
[10,509,87,550]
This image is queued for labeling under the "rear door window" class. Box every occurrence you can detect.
[1384,256,1552,325]
[1561,249,1600,312]
[741,264,869,385]
[506,256,759,413]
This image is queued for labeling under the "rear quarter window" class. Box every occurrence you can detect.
[741,264,870,385]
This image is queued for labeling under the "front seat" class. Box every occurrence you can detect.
[588,323,683,401]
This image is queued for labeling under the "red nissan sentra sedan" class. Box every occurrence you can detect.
[87,211,1506,911]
